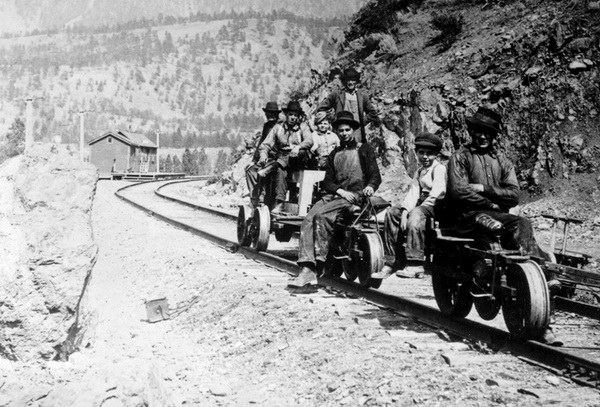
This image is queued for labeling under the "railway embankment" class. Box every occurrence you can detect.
[0,145,97,362]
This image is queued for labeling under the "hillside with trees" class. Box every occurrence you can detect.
[0,11,347,159]
[0,0,367,34]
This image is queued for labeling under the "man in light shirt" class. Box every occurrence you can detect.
[258,101,313,214]
[375,133,446,279]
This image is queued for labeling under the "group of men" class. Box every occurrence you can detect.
[244,67,560,344]
[245,67,379,213]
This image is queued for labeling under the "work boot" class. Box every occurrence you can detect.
[271,201,285,214]
[371,265,396,279]
[396,265,424,279]
[540,327,563,347]
[288,266,318,288]
[475,213,503,234]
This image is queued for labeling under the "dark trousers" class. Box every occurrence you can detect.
[384,205,435,267]
[456,210,548,259]
[246,164,274,205]
[246,164,260,202]
[298,195,353,266]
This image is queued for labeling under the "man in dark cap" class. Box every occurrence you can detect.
[246,101,282,206]
[289,111,382,287]
[447,107,547,257]
[316,67,379,143]
[376,132,447,279]
[258,101,313,214]
[447,107,561,345]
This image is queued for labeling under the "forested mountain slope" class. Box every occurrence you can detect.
[0,0,367,33]
[0,12,344,149]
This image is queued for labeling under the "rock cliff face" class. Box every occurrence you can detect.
[309,1,600,206]
[0,145,98,361]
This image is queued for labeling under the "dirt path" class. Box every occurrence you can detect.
[2,180,600,406]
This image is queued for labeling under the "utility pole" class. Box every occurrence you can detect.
[155,129,160,174]
[25,98,34,155]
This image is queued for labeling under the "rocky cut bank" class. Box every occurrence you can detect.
[0,146,98,361]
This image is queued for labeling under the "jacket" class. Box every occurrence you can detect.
[317,89,380,141]
[447,146,519,212]
[322,141,381,194]
[252,120,278,163]
[259,122,313,168]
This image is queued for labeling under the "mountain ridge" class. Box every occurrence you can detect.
[0,0,367,34]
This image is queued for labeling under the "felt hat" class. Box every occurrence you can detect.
[414,132,443,152]
[282,101,304,115]
[262,101,281,113]
[341,67,361,82]
[466,107,502,134]
[329,67,342,81]
[313,111,329,125]
[332,111,360,130]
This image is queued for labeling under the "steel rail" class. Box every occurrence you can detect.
[115,180,600,388]
[155,180,237,221]
[154,180,600,323]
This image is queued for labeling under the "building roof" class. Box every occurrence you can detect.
[88,130,158,148]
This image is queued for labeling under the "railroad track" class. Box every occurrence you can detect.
[116,178,600,389]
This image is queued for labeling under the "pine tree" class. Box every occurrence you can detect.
[191,149,201,175]
[172,155,182,172]
[165,154,173,172]
[182,148,196,175]
[1,118,25,161]
[197,148,210,175]
[213,149,229,175]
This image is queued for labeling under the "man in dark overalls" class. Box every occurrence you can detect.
[289,111,382,287]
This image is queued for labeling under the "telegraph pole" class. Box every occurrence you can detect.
[25,98,34,155]
[155,128,160,174]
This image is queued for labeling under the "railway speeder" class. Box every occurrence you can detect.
[237,167,596,341]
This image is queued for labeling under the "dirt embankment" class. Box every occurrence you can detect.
[1,180,599,406]
[0,146,97,362]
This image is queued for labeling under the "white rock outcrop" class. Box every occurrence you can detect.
[0,145,98,361]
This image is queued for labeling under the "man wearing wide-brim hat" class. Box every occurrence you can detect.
[245,101,282,206]
[316,66,380,143]
[447,106,562,346]
[289,110,381,287]
[258,100,313,214]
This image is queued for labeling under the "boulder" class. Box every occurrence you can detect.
[570,133,585,149]
[567,37,594,52]
[436,101,450,122]
[524,66,543,77]
[568,60,588,72]
[0,145,98,361]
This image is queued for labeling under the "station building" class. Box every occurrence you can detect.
[88,130,158,177]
